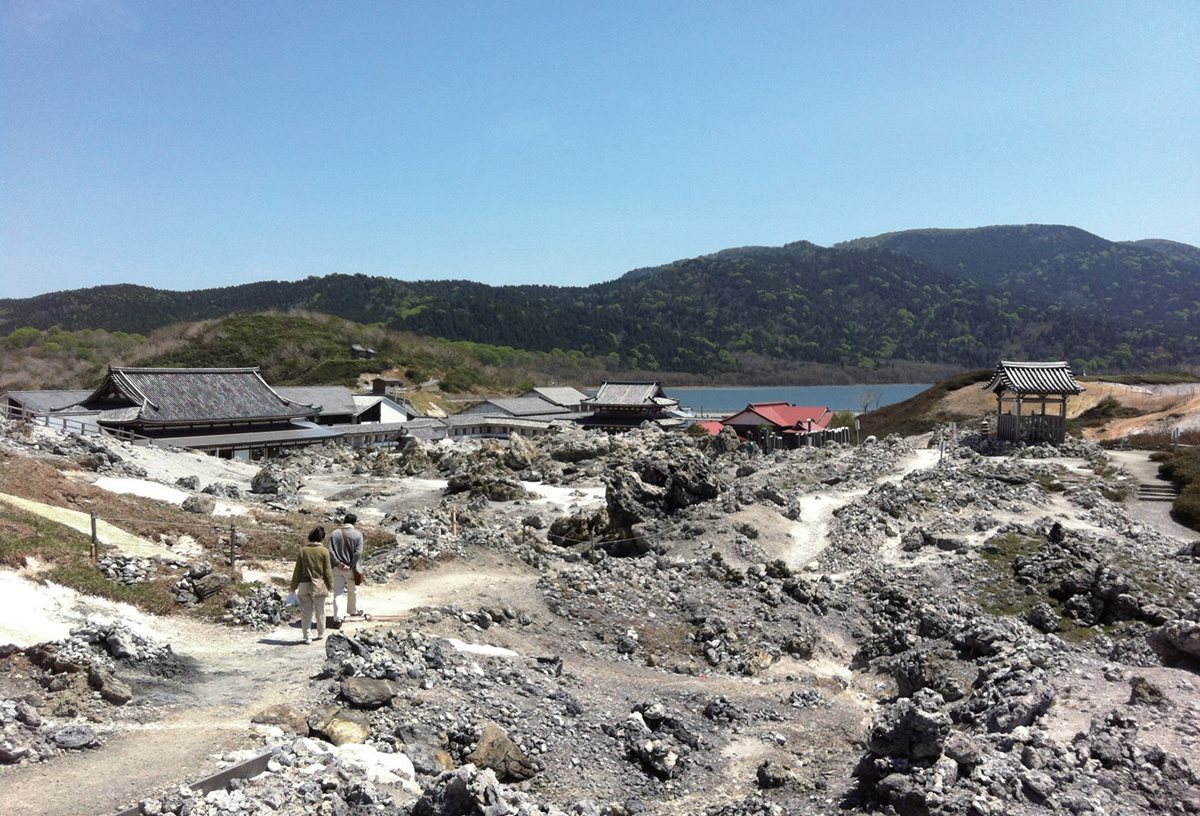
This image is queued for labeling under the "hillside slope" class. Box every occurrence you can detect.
[3,226,1199,375]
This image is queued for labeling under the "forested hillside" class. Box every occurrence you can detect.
[837,225,1200,348]
[3,226,1198,376]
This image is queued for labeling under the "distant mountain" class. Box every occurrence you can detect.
[836,225,1200,336]
[3,225,1199,375]
[1125,238,1200,267]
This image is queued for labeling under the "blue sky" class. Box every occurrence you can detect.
[2,1,1198,299]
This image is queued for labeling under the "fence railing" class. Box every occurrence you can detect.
[2,404,153,445]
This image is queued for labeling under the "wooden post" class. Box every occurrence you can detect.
[90,511,98,563]
[229,523,236,568]
[451,507,458,536]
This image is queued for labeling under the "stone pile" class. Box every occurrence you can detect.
[96,554,159,585]
[33,432,149,477]
[173,563,233,606]
[6,411,1200,816]
[222,584,294,630]
[0,623,186,766]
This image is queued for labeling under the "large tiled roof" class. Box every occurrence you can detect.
[586,382,675,407]
[274,386,358,417]
[528,387,588,407]
[983,361,1083,395]
[4,390,94,413]
[494,398,571,416]
[82,367,311,425]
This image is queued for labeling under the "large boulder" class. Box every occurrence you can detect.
[52,725,98,750]
[867,689,951,761]
[340,677,399,709]
[445,472,531,502]
[544,428,610,463]
[705,426,741,455]
[605,450,724,530]
[1148,620,1200,663]
[465,722,535,782]
[88,667,132,705]
[180,494,216,514]
[308,706,371,746]
[504,433,539,470]
[193,572,233,599]
[547,512,604,547]
[250,464,298,495]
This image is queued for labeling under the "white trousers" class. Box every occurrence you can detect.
[332,566,358,618]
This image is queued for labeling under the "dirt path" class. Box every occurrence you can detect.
[0,607,321,816]
[783,446,940,569]
[0,550,549,816]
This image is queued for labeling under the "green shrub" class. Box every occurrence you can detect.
[1151,448,1200,531]
[1173,485,1200,530]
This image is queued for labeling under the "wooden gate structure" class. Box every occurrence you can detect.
[983,361,1083,445]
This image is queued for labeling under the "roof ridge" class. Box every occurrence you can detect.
[111,366,262,374]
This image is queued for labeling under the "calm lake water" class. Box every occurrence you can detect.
[672,384,930,415]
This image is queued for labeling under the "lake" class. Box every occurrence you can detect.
[671,384,930,415]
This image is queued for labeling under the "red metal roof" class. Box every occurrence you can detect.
[695,420,725,435]
[723,402,832,431]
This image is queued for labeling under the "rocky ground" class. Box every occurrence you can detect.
[0,416,1198,816]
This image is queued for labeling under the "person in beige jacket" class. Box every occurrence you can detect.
[290,526,335,644]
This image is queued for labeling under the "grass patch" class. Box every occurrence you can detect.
[976,532,1096,642]
[1105,428,1200,451]
[0,504,183,616]
[45,559,180,616]
[977,533,1045,618]
[858,368,992,439]
[0,505,93,567]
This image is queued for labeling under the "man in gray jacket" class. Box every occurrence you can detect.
[328,513,364,621]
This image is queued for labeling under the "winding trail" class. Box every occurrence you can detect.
[783,446,940,569]
[0,555,544,816]
[0,592,319,816]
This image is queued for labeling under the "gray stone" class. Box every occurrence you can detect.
[0,737,31,763]
[88,668,132,705]
[14,702,40,727]
[867,689,950,761]
[340,677,398,709]
[181,494,217,514]
[1148,620,1200,662]
[193,572,233,599]
[52,724,98,749]
[755,759,794,788]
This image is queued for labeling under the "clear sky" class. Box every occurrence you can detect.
[2,1,1198,299]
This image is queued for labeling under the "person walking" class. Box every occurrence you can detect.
[328,513,365,622]
[290,526,335,644]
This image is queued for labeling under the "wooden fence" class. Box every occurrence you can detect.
[996,413,1065,445]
